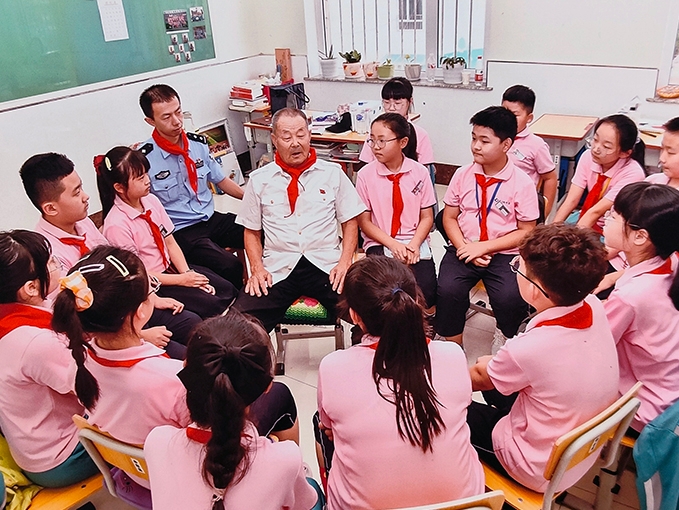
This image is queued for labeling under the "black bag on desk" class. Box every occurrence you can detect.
[267,83,309,115]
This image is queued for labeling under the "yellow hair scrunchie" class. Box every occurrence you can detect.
[59,271,94,311]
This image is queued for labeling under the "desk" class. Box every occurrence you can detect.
[229,103,271,170]
[530,114,599,170]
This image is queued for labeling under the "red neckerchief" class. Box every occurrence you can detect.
[186,426,212,444]
[365,337,432,350]
[59,234,89,257]
[647,257,673,276]
[87,348,169,367]
[386,173,404,237]
[275,148,317,215]
[152,129,199,196]
[0,303,53,339]
[475,174,502,241]
[579,173,610,233]
[138,209,170,268]
[534,301,593,330]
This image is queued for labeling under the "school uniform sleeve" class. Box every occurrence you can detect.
[534,138,556,174]
[354,168,372,211]
[570,150,594,190]
[602,161,645,202]
[334,168,366,223]
[235,177,263,230]
[165,383,192,429]
[419,166,437,208]
[317,363,332,429]
[603,292,636,344]
[21,330,77,395]
[487,344,531,396]
[442,166,464,207]
[282,446,319,510]
[513,171,540,222]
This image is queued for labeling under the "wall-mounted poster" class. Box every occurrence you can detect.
[164,10,188,31]
[190,6,204,21]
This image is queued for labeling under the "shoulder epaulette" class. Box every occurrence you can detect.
[138,143,154,155]
[186,132,208,144]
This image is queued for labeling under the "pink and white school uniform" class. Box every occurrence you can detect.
[318,337,485,510]
[355,157,436,250]
[0,304,84,473]
[570,150,645,231]
[487,294,619,492]
[359,123,434,164]
[508,128,556,187]
[35,216,107,271]
[145,422,318,510]
[604,255,679,431]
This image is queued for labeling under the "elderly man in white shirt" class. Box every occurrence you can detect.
[234,108,366,332]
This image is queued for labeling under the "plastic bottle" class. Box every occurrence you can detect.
[474,55,484,85]
[426,53,436,82]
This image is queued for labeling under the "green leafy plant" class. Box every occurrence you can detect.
[441,56,466,69]
[339,50,362,63]
[318,45,335,60]
[405,54,415,63]
[380,58,393,66]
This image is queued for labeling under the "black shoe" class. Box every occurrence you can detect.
[326,112,352,134]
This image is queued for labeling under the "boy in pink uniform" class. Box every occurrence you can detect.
[468,223,619,492]
[603,182,679,432]
[437,106,539,346]
[648,117,679,189]
[502,85,557,217]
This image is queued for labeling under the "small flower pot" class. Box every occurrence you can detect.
[404,63,422,81]
[320,58,340,79]
[343,62,364,79]
[377,64,394,80]
[443,64,464,84]
[363,61,379,79]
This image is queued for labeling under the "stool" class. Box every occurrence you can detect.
[274,297,344,375]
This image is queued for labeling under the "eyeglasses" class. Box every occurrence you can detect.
[366,137,399,149]
[148,275,161,295]
[382,99,409,111]
[47,255,62,274]
[509,255,550,299]
[585,138,617,155]
[603,209,641,230]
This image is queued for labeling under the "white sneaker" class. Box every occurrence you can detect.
[491,328,507,355]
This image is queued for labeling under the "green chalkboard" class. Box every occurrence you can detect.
[0,0,216,103]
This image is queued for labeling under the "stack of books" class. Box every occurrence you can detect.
[230,80,268,108]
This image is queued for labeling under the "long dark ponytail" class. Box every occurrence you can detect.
[95,147,150,219]
[342,256,444,452]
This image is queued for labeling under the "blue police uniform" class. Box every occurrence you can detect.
[141,131,245,288]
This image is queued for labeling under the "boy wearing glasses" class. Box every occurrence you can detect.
[467,223,619,493]
[436,106,539,349]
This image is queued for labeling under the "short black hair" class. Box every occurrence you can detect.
[663,117,679,134]
[381,77,413,101]
[470,106,518,142]
[139,84,181,119]
[19,153,75,211]
[502,84,536,113]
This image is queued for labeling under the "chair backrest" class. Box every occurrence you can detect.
[72,415,149,497]
[388,490,505,510]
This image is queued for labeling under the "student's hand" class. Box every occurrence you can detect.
[199,283,216,295]
[593,270,623,296]
[388,241,410,263]
[456,241,489,264]
[471,255,492,267]
[405,242,421,264]
[329,259,351,293]
[180,270,210,288]
[141,326,172,348]
[318,421,334,442]
[245,267,273,297]
[155,296,185,315]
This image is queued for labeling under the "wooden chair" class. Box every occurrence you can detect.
[72,415,151,509]
[483,382,642,510]
[388,490,505,510]
[28,475,103,510]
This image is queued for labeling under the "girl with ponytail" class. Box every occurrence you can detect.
[603,181,679,432]
[144,311,321,510]
[317,256,484,510]
[0,230,98,487]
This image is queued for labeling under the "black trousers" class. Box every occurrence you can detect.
[145,307,202,360]
[234,257,340,333]
[249,381,298,435]
[173,211,245,289]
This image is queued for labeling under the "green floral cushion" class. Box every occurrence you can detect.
[284,297,329,321]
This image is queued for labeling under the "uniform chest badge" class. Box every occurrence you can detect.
[154,170,171,180]
[195,158,204,168]
[319,188,326,194]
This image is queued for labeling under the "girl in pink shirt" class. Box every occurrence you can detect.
[145,311,321,510]
[356,113,437,312]
[0,230,98,487]
[603,182,679,432]
[317,256,484,510]
[96,147,236,319]
[554,114,645,233]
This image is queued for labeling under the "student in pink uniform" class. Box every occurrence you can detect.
[554,114,646,233]
[502,85,557,218]
[602,182,679,433]
[317,256,484,510]
[356,113,437,312]
[648,117,679,189]
[97,146,236,318]
[437,106,539,348]
[468,223,619,492]
[145,311,321,510]
[0,230,98,488]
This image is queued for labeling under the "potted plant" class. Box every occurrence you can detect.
[441,56,465,84]
[404,54,421,81]
[363,60,380,79]
[340,50,363,79]
[377,58,394,80]
[318,45,340,79]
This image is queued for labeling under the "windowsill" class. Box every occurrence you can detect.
[305,75,493,91]
[646,96,679,104]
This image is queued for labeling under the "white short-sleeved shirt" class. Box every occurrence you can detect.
[487,295,619,492]
[318,337,485,510]
[0,305,84,473]
[355,157,436,250]
[35,216,108,271]
[103,195,174,273]
[236,158,365,284]
[144,422,318,510]
[604,255,679,431]
[360,123,435,165]
[442,159,539,254]
[509,128,556,186]
[570,150,645,230]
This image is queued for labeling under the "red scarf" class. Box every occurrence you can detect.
[647,257,673,276]
[534,301,593,330]
[365,337,431,350]
[186,426,212,444]
[475,174,502,241]
[0,303,53,339]
[152,129,199,196]
[386,173,404,237]
[275,148,317,215]
[59,234,89,257]
[87,349,169,368]
[138,210,169,268]
[579,173,610,233]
